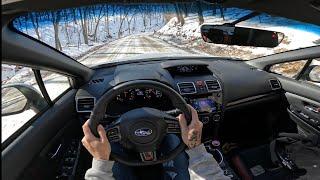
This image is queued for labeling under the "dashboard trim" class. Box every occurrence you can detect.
[226,93,272,107]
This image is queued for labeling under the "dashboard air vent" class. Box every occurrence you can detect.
[91,78,104,84]
[269,79,281,90]
[205,80,221,92]
[76,97,95,112]
[177,82,196,95]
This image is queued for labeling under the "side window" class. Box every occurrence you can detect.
[270,59,320,87]
[40,70,71,100]
[269,60,308,78]
[1,65,48,143]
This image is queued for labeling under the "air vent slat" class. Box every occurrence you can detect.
[77,97,95,112]
[269,79,281,90]
[91,78,104,84]
[177,82,196,95]
[205,80,221,92]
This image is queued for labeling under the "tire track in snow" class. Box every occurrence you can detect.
[79,34,193,66]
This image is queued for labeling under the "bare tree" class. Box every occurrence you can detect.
[126,8,138,34]
[118,6,129,38]
[182,3,189,17]
[104,5,112,38]
[30,13,41,40]
[91,5,104,42]
[196,1,204,25]
[72,8,78,25]
[50,11,62,51]
[62,10,71,45]
[174,3,184,25]
[79,7,89,45]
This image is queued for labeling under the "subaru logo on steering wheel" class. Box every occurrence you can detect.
[134,128,152,137]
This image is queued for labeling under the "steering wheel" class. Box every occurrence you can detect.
[89,80,192,166]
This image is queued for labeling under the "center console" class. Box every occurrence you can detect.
[166,64,224,141]
[186,95,223,141]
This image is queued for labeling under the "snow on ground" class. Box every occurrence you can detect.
[155,8,320,60]
[14,10,167,60]
[1,110,36,142]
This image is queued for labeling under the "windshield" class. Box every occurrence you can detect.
[12,2,320,67]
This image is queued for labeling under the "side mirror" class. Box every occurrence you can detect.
[308,65,320,83]
[1,84,47,116]
[2,86,29,116]
[200,24,284,48]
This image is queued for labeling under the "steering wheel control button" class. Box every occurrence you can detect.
[106,127,120,142]
[140,151,157,161]
[166,120,181,133]
[201,116,210,124]
[213,114,221,122]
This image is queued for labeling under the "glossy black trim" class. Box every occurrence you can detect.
[33,69,53,106]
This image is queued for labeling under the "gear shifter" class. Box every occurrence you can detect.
[204,140,239,180]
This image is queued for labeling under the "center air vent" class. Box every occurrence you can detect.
[177,82,196,95]
[76,97,95,112]
[205,80,221,92]
[269,79,281,90]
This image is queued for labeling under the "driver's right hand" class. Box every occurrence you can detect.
[178,105,203,149]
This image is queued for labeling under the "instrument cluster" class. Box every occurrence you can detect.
[115,88,163,102]
[106,88,172,116]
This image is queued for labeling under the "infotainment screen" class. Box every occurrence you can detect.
[190,98,216,113]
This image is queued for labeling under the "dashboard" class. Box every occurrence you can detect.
[75,58,282,140]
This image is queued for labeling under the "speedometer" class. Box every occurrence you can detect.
[128,90,135,101]
[145,88,152,99]
[155,90,162,98]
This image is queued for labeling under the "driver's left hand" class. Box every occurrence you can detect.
[81,120,111,160]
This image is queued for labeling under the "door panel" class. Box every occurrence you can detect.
[285,92,320,136]
[2,89,77,180]
[274,75,320,135]
[276,75,320,102]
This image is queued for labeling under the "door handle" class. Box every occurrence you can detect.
[305,105,320,114]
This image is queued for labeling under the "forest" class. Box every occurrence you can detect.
[13,2,226,58]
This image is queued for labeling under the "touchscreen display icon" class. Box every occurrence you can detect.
[191,98,216,113]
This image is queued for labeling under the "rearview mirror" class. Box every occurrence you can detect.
[200,24,284,48]
[2,86,28,116]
